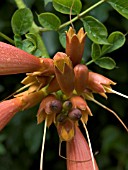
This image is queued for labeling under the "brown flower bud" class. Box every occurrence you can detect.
[54,52,75,97]
[68,108,82,121]
[45,100,62,114]
[74,64,89,94]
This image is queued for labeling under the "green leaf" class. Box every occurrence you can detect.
[91,43,101,60]
[11,8,33,35]
[53,0,82,15]
[14,34,23,48]
[82,16,109,44]
[102,31,126,54]
[38,12,61,30]
[107,0,128,19]
[22,39,36,53]
[95,57,116,70]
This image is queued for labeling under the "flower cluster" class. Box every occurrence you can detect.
[0,27,122,170]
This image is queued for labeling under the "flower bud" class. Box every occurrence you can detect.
[68,108,82,121]
[54,52,75,97]
[74,64,89,94]
[56,113,67,123]
[70,95,92,123]
[63,101,72,111]
[45,100,62,114]
[37,94,62,127]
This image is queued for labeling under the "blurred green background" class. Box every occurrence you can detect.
[0,0,128,170]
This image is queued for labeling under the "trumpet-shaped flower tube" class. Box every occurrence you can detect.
[0,42,42,75]
[66,126,99,170]
[0,98,23,130]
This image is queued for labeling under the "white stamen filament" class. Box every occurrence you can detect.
[81,119,96,170]
[40,117,47,170]
[105,86,128,99]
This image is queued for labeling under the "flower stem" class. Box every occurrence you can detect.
[0,32,14,45]
[59,0,106,30]
[86,59,94,66]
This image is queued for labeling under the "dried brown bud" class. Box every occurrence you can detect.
[45,100,62,114]
[68,108,82,121]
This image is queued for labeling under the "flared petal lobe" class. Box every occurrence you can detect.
[0,98,22,130]
[0,42,42,75]
[66,27,86,66]
[66,126,99,170]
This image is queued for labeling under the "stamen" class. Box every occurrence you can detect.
[2,81,35,101]
[84,94,128,132]
[40,117,47,170]
[105,86,128,99]
[81,118,96,170]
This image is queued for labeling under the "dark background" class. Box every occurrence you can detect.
[0,0,128,170]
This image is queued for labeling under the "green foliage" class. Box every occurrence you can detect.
[11,8,33,35]
[107,0,128,19]
[53,0,82,15]
[82,16,109,44]
[102,31,126,55]
[38,12,61,30]
[95,57,116,70]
